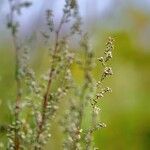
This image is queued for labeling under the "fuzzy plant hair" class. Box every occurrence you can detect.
[4,0,114,149]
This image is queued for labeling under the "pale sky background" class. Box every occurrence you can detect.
[0,0,114,39]
[0,0,112,29]
[0,0,150,32]
[0,0,150,49]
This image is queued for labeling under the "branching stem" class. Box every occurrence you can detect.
[8,1,22,149]
[34,14,66,150]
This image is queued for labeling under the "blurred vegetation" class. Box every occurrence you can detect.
[0,1,150,150]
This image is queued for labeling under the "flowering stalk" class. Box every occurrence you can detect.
[34,0,80,149]
[85,37,114,149]
[35,15,65,150]
[8,2,20,150]
[7,1,32,149]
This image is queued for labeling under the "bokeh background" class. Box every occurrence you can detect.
[0,0,150,149]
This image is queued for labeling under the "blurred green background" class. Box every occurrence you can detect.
[0,0,150,149]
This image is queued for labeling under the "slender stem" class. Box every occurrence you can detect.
[73,50,90,149]
[34,14,66,150]
[8,1,22,149]
[78,82,88,127]
[85,110,96,150]
[78,46,91,127]
[14,36,21,150]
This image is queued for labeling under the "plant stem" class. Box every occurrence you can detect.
[8,1,22,149]
[34,14,66,150]
[14,37,21,150]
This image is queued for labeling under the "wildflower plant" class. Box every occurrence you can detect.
[5,0,114,149]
